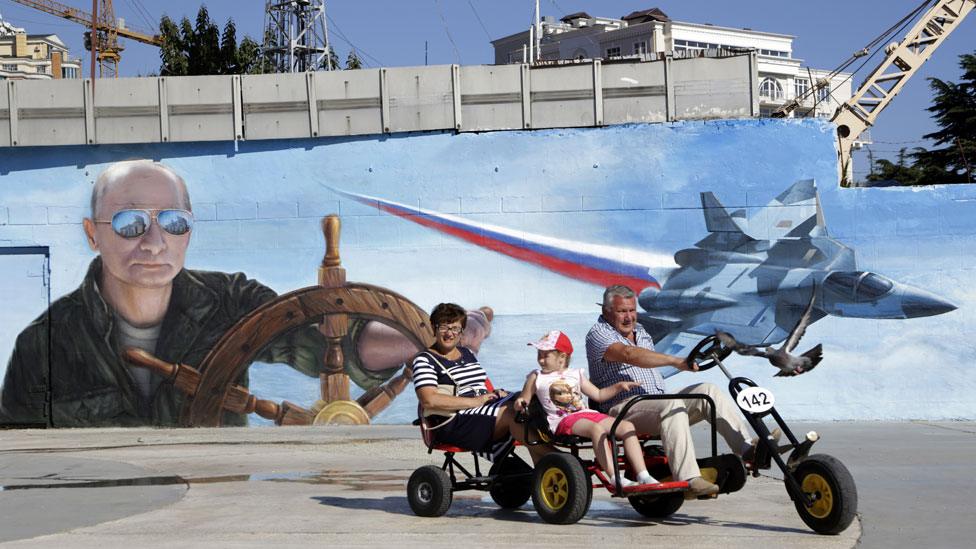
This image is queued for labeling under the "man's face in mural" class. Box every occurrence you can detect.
[605,295,638,338]
[82,166,191,290]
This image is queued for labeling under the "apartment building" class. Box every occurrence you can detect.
[492,7,852,119]
[1,15,82,80]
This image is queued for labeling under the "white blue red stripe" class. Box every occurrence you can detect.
[332,188,670,292]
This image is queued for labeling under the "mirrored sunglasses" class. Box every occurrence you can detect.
[97,209,194,239]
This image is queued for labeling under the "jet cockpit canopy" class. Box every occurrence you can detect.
[823,271,894,302]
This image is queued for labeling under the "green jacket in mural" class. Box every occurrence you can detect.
[0,258,326,428]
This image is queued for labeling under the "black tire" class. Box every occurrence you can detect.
[629,492,685,518]
[488,455,533,509]
[531,453,590,524]
[791,454,858,535]
[407,465,453,517]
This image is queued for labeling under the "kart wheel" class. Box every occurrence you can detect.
[531,453,590,524]
[629,492,684,518]
[488,455,533,509]
[408,465,453,517]
[791,454,857,534]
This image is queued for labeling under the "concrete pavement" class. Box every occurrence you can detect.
[3,421,959,547]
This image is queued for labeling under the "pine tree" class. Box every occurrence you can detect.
[158,15,188,76]
[915,52,976,183]
[220,19,238,74]
[867,50,976,185]
[157,6,261,76]
[345,49,362,70]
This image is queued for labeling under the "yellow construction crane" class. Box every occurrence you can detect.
[11,0,162,78]
[773,0,974,186]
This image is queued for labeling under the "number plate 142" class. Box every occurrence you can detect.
[736,386,775,413]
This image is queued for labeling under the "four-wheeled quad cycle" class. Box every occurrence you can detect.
[407,334,857,534]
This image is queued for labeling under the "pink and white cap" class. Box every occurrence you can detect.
[529,330,574,355]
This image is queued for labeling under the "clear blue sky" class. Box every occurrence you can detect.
[1,0,972,177]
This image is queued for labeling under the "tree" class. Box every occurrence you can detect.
[346,49,362,70]
[866,50,976,185]
[158,6,261,76]
[158,16,188,76]
[868,148,926,186]
[327,46,340,71]
[915,52,976,183]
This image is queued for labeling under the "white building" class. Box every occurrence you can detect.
[491,8,852,119]
[1,14,82,80]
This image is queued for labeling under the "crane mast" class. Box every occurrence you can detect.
[832,0,975,186]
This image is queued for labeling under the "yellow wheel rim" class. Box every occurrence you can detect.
[801,472,834,519]
[539,467,569,510]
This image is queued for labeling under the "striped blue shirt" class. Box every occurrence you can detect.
[412,346,488,397]
[585,315,667,412]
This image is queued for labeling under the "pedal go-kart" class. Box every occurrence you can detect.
[406,386,737,525]
[685,334,858,534]
[407,334,857,535]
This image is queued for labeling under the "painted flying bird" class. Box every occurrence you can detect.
[716,287,823,377]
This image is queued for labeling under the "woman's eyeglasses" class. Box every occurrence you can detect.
[95,209,194,239]
[436,325,463,335]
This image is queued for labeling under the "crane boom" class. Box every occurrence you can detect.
[10,0,161,45]
[833,0,975,186]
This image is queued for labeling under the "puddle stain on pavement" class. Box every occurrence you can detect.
[1,470,409,492]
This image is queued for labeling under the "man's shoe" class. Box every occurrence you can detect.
[742,427,783,464]
[685,476,719,499]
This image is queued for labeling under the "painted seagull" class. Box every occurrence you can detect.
[716,287,823,377]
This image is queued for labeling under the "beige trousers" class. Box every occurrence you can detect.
[609,382,753,481]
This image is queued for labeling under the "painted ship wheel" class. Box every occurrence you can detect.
[125,215,434,427]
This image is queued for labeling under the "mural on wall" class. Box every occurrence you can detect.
[333,178,956,377]
[0,118,973,427]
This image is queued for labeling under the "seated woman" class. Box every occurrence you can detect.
[412,302,548,463]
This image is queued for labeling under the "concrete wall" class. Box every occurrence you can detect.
[0,55,758,147]
[0,118,973,426]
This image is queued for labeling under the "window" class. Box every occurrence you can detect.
[605,47,621,58]
[816,84,831,102]
[759,48,789,58]
[62,66,78,78]
[794,78,810,99]
[2,64,17,71]
[36,65,46,74]
[759,77,783,101]
[633,41,647,55]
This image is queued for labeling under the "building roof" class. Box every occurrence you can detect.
[559,12,591,23]
[621,8,670,23]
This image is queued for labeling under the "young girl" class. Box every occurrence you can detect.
[515,330,658,489]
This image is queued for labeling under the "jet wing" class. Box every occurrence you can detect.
[754,179,828,240]
[330,187,677,292]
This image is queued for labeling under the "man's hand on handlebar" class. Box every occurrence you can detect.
[675,358,700,372]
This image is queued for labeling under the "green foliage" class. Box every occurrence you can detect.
[158,6,260,76]
[328,46,340,71]
[346,49,362,70]
[866,51,976,185]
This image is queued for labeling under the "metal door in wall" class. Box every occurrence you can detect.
[0,247,50,428]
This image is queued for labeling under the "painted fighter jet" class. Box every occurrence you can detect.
[331,179,955,374]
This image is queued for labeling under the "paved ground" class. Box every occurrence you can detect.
[0,421,969,548]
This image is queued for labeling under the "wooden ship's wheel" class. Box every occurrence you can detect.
[125,215,434,427]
